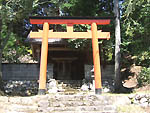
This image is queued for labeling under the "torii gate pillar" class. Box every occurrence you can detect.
[92,23,102,94]
[38,22,49,95]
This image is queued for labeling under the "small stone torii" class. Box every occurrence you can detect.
[29,16,112,95]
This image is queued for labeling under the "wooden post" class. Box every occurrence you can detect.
[91,22,102,94]
[38,22,49,95]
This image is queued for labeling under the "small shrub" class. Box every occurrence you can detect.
[136,51,150,67]
[137,67,150,87]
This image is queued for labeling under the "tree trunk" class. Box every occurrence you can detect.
[0,48,4,92]
[0,11,4,92]
[114,0,123,92]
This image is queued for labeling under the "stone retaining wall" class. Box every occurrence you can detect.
[2,63,53,80]
[129,94,150,107]
[84,65,115,80]
[2,63,114,81]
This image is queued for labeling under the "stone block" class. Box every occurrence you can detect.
[103,105,116,111]
[84,65,115,80]
[0,96,8,102]
[2,63,53,81]
[10,104,38,112]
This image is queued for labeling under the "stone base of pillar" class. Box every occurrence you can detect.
[38,89,46,95]
[95,88,102,95]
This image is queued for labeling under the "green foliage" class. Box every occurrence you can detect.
[0,0,33,63]
[0,0,148,66]
[67,39,90,49]
[135,51,150,67]
[122,0,150,39]
[120,38,132,53]
[65,0,114,63]
[2,33,30,63]
[66,24,91,49]
[138,67,150,87]
[121,0,150,68]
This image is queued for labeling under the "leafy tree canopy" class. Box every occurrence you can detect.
[121,0,150,67]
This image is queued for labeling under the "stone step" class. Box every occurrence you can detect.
[5,111,35,113]
[36,95,114,108]
[38,105,116,112]
[7,104,38,113]
[56,105,115,111]
[1,95,114,106]
[8,97,36,105]
[49,111,117,113]
[49,100,110,107]
[46,95,114,102]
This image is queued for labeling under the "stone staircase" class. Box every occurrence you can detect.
[0,79,118,113]
[0,94,117,113]
[38,95,117,113]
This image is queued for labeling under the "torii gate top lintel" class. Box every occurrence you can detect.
[29,16,113,25]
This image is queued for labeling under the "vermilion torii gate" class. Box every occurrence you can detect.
[29,16,111,95]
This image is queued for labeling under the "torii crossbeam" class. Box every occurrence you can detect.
[29,16,112,95]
